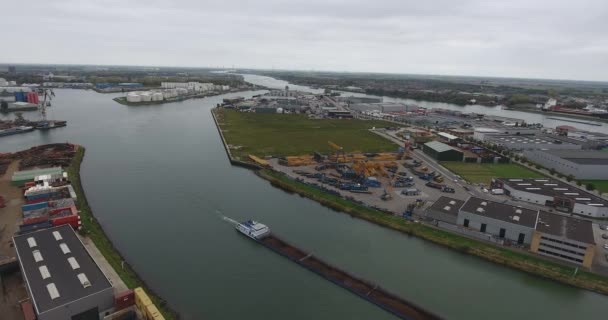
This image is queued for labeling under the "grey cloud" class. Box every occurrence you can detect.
[2,0,607,80]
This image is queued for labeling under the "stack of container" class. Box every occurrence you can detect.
[26,92,39,104]
[11,167,63,186]
[14,92,27,102]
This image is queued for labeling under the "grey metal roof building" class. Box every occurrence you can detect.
[422,141,464,161]
[531,211,596,267]
[458,197,539,245]
[424,196,465,224]
[524,149,608,179]
[493,178,608,218]
[485,134,582,151]
[14,225,114,320]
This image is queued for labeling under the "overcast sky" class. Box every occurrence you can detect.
[2,0,607,81]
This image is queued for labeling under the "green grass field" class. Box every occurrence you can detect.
[580,180,608,193]
[441,162,545,185]
[216,109,400,158]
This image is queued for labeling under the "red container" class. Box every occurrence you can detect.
[51,214,80,227]
[23,215,50,226]
[20,300,35,320]
[50,207,71,216]
[115,289,135,311]
[24,182,36,188]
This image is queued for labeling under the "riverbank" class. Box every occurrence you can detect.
[67,146,178,319]
[256,169,608,295]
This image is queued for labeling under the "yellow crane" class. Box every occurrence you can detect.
[328,141,347,163]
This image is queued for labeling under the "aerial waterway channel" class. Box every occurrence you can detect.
[0,78,606,319]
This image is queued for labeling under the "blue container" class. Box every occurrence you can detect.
[26,192,56,201]
[18,221,52,235]
[22,202,49,212]
[14,92,26,102]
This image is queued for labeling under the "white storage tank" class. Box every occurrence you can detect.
[276,108,283,114]
[126,93,141,102]
[152,92,164,101]
[140,93,152,102]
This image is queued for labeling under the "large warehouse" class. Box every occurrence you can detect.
[485,134,582,151]
[422,141,463,161]
[523,149,608,179]
[531,211,595,268]
[424,196,465,224]
[14,225,114,320]
[457,197,538,245]
[493,178,608,218]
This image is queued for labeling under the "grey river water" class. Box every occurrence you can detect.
[0,76,606,319]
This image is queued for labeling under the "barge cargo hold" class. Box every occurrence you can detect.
[241,228,442,320]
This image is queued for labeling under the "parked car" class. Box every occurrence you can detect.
[600,224,608,230]
[602,234,608,240]
[604,244,608,250]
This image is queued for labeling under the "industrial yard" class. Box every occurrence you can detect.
[0,144,172,320]
[440,162,544,185]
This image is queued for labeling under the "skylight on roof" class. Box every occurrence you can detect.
[33,250,43,262]
[554,188,568,191]
[59,243,71,254]
[449,200,456,205]
[46,283,60,300]
[525,187,541,190]
[564,192,579,195]
[77,273,91,288]
[27,237,37,248]
[517,183,532,186]
[575,198,592,201]
[52,231,63,241]
[67,257,80,270]
[443,206,451,211]
[39,265,51,279]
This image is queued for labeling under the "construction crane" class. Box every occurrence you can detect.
[328,141,346,164]
[381,171,400,201]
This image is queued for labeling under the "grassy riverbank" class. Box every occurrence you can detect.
[257,168,608,295]
[67,146,178,319]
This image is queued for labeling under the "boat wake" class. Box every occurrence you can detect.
[217,210,239,226]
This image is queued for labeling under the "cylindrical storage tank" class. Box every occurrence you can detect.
[276,107,283,113]
[140,93,152,102]
[126,93,141,103]
[152,92,164,101]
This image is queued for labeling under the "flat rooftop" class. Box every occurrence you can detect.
[541,150,608,165]
[536,211,595,245]
[498,178,608,207]
[486,135,579,147]
[428,196,465,217]
[14,225,112,314]
[461,197,539,228]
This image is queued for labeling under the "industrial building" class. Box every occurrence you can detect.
[458,197,538,245]
[485,134,582,151]
[14,225,114,320]
[437,132,461,144]
[424,196,465,224]
[493,178,608,218]
[350,102,419,113]
[523,149,608,179]
[473,126,539,141]
[430,196,596,267]
[531,211,595,267]
[422,141,463,161]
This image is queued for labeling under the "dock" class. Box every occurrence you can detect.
[257,234,443,320]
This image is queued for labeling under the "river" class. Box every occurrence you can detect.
[0,80,605,319]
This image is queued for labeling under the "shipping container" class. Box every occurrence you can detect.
[22,215,50,226]
[22,201,49,212]
[51,214,80,228]
[134,287,153,311]
[18,221,52,234]
[145,304,165,320]
[115,289,135,311]
[26,197,51,204]
[20,300,35,320]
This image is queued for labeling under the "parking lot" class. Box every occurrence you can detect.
[268,158,470,215]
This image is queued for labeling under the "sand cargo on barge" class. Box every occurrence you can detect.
[236,221,443,320]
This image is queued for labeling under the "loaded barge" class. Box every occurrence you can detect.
[236,220,443,320]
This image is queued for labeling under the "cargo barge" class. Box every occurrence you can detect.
[236,221,443,320]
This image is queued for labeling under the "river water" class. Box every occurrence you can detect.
[0,80,605,319]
